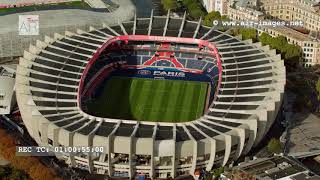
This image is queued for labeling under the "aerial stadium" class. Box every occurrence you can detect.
[15,11,285,179]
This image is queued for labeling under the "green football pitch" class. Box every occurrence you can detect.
[87,77,208,122]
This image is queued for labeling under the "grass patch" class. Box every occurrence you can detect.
[87,77,208,122]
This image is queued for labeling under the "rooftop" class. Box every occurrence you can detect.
[233,156,320,180]
[0,65,15,78]
[232,0,264,16]
[264,25,319,42]
[0,65,16,115]
[304,0,320,6]
[287,113,320,158]
[235,0,258,8]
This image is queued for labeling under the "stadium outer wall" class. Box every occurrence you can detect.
[15,12,286,179]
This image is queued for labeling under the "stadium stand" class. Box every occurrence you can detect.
[15,11,285,179]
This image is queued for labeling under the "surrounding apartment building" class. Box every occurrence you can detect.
[260,0,320,32]
[227,0,265,21]
[196,0,320,65]
[258,26,320,67]
[223,0,320,67]
[201,0,228,15]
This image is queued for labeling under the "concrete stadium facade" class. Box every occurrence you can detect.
[15,11,286,179]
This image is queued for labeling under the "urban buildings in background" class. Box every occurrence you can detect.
[228,0,264,21]
[260,0,320,67]
[201,0,320,31]
[260,0,320,32]
[258,26,320,67]
[201,0,229,15]
[200,0,320,67]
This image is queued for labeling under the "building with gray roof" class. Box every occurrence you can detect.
[224,156,320,180]
[0,65,16,115]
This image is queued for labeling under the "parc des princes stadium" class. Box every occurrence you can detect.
[15,12,285,179]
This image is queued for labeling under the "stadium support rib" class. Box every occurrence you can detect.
[178,11,187,38]
[150,124,157,179]
[107,135,113,177]
[76,29,102,40]
[71,33,105,43]
[56,39,96,53]
[133,13,137,35]
[89,26,113,38]
[129,123,139,178]
[172,124,177,178]
[222,135,232,166]
[190,123,216,171]
[163,10,170,36]
[208,139,217,170]
[47,44,92,58]
[148,9,154,36]
[197,121,232,166]
[193,17,202,39]
[107,122,121,177]
[200,26,215,40]
[182,125,198,177]
[208,32,230,42]
[103,23,120,36]
[64,36,101,47]
[119,22,128,35]
[88,120,103,173]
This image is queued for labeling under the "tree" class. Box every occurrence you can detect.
[231,28,257,41]
[182,0,195,6]
[9,167,29,180]
[0,165,30,180]
[258,33,302,64]
[267,138,282,153]
[272,35,287,54]
[204,11,221,26]
[0,166,8,178]
[0,129,60,180]
[242,28,257,41]
[188,2,206,18]
[221,15,228,21]
[316,79,320,100]
[161,0,178,11]
[239,28,257,42]
[284,44,302,61]
[212,166,224,177]
[189,7,205,18]
[258,32,272,46]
